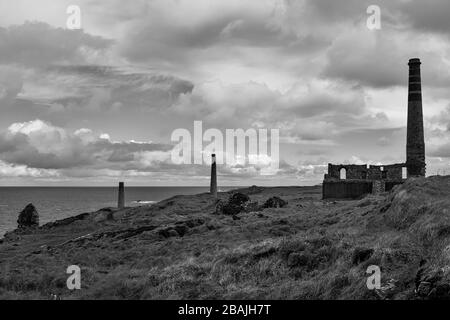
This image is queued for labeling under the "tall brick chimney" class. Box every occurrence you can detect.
[406,58,426,177]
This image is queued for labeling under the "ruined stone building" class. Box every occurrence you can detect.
[323,58,426,199]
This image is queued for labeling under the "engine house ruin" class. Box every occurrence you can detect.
[323,58,426,199]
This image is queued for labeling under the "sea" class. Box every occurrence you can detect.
[0,186,234,237]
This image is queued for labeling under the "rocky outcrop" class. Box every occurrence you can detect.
[233,185,264,195]
[351,247,374,265]
[229,193,250,207]
[93,208,115,223]
[42,212,90,229]
[242,201,261,213]
[415,265,450,299]
[214,199,225,215]
[157,219,205,238]
[215,194,288,216]
[247,185,264,195]
[263,197,288,209]
[215,193,250,216]
[17,203,39,229]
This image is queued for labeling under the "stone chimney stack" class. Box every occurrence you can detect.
[118,182,125,209]
[210,154,217,198]
[406,58,426,177]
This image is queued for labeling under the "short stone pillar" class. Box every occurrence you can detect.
[210,154,217,198]
[118,182,125,209]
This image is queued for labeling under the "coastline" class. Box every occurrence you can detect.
[0,186,223,237]
[1,178,450,299]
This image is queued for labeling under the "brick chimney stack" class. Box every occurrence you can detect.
[406,58,426,177]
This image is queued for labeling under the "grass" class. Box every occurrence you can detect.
[1,178,450,299]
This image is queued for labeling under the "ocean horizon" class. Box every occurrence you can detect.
[0,186,236,236]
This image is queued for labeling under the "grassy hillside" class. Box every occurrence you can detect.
[1,177,450,299]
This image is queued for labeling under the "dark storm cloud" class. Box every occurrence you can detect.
[118,0,333,66]
[23,64,194,113]
[301,0,369,22]
[286,87,366,118]
[316,0,450,89]
[322,37,450,89]
[401,0,450,35]
[322,45,405,89]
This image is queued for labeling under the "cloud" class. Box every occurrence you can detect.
[0,159,58,178]
[16,64,194,115]
[0,65,23,106]
[1,1,450,185]
[401,0,450,35]
[0,119,308,182]
[0,22,113,67]
[430,144,450,158]
[115,0,332,79]
[0,119,173,170]
[171,79,375,142]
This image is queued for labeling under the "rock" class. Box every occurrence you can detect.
[174,224,189,236]
[263,197,288,209]
[221,193,250,216]
[17,203,39,229]
[223,203,243,216]
[374,278,398,300]
[357,199,372,208]
[167,229,180,237]
[229,193,250,207]
[182,219,205,228]
[243,201,261,213]
[158,228,179,238]
[351,247,374,265]
[214,200,224,215]
[3,230,21,242]
[417,281,432,297]
[287,252,310,268]
[206,222,221,230]
[415,265,450,299]
[93,208,114,223]
[43,212,90,229]
[157,219,205,238]
[247,185,264,195]
[431,283,450,299]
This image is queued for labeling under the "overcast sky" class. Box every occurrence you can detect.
[1,0,450,186]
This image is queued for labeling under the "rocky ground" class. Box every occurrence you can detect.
[1,176,450,300]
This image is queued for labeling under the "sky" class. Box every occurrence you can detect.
[1,0,450,186]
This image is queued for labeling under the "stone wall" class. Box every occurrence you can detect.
[372,180,385,195]
[322,163,406,199]
[323,181,373,199]
[324,163,405,182]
